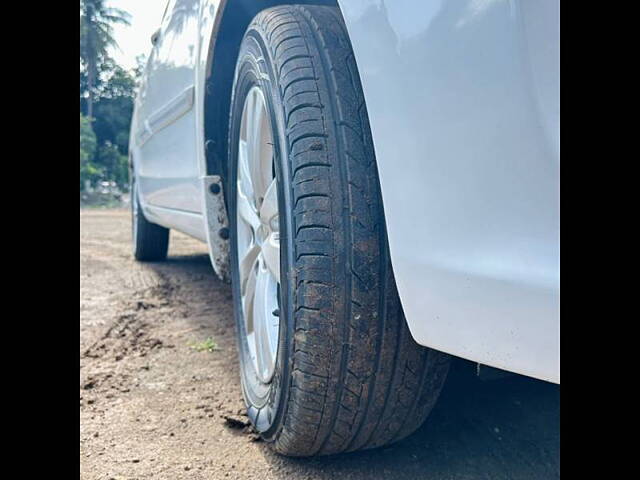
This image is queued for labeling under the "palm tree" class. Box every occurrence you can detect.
[80,0,130,119]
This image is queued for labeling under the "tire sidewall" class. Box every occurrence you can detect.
[228,29,295,439]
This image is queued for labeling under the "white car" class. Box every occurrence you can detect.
[130,0,559,456]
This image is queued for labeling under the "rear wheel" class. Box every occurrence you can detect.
[131,174,169,262]
[228,5,450,457]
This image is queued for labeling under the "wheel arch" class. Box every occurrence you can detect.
[201,0,338,188]
[198,0,342,283]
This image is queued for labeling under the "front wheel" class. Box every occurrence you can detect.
[228,5,450,457]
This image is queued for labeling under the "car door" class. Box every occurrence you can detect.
[136,0,202,213]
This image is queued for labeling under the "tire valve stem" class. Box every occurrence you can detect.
[272,309,280,317]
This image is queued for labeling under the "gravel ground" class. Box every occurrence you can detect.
[80,209,559,480]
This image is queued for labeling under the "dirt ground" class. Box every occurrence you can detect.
[80,209,559,480]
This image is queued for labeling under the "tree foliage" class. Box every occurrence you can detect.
[80,0,130,118]
[91,63,136,154]
[80,2,134,192]
[80,114,101,189]
[97,141,128,187]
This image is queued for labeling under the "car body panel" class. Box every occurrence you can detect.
[130,0,560,384]
[337,0,559,383]
[130,0,203,214]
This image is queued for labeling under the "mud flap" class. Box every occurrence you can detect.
[202,175,230,282]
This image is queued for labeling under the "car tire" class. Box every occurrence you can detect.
[131,175,169,262]
[228,4,450,457]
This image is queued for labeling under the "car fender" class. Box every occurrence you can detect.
[337,0,560,383]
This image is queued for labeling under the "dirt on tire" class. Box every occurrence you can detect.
[80,209,559,480]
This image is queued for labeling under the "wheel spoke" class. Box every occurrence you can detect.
[248,90,274,201]
[237,188,260,233]
[261,233,280,281]
[242,91,255,190]
[238,138,254,201]
[242,255,258,334]
[242,88,256,142]
[250,93,264,185]
[260,178,279,230]
[253,265,278,379]
[239,244,260,293]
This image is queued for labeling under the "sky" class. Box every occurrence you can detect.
[107,0,167,71]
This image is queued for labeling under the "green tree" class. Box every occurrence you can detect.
[92,63,136,154]
[96,141,129,188]
[80,0,130,119]
[80,114,101,190]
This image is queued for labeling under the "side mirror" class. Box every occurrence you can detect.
[151,28,161,46]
